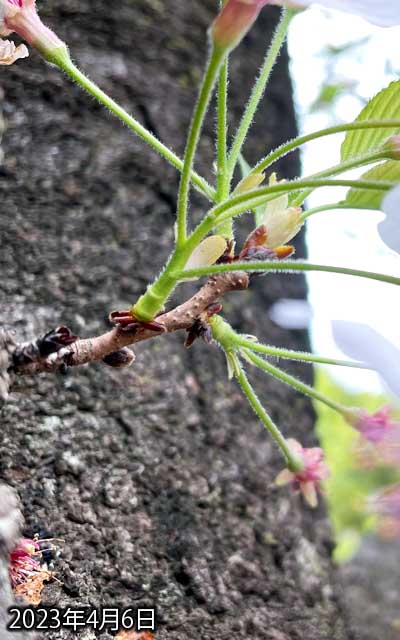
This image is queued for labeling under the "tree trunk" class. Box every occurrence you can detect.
[0,1,350,638]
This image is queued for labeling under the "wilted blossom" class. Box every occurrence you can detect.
[275,438,329,507]
[0,0,65,63]
[372,485,400,539]
[379,183,400,255]
[0,37,27,64]
[9,537,41,587]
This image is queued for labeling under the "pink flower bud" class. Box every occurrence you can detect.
[211,0,270,52]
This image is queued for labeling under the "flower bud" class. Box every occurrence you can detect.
[263,205,303,248]
[102,348,136,369]
[383,135,400,160]
[210,0,269,53]
[233,171,265,195]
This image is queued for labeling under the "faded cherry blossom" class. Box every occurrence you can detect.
[275,438,329,507]
[0,37,27,64]
[9,537,41,587]
[0,0,65,62]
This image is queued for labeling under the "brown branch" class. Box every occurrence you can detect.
[10,272,249,377]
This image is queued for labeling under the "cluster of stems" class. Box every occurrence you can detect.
[28,6,400,470]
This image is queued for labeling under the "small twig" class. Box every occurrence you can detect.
[9,272,249,378]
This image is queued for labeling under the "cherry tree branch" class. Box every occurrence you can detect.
[6,272,249,380]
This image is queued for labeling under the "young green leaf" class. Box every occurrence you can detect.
[343,161,400,209]
[341,81,400,162]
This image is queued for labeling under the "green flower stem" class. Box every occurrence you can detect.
[55,56,215,201]
[216,59,229,201]
[290,149,386,207]
[243,349,348,415]
[234,359,299,467]
[210,316,299,468]
[131,242,196,321]
[215,57,234,238]
[252,119,400,175]
[199,178,393,230]
[234,335,369,369]
[178,261,400,287]
[120,172,394,321]
[226,9,293,184]
[300,202,377,222]
[176,46,225,246]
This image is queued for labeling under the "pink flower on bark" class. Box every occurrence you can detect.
[275,438,329,507]
[0,0,65,63]
[9,537,41,588]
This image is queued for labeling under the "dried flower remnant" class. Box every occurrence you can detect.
[115,632,154,640]
[0,37,27,63]
[0,0,67,61]
[9,537,54,604]
[275,438,329,507]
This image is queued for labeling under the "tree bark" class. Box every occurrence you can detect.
[0,1,350,638]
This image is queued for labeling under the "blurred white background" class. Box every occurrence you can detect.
[287,6,400,394]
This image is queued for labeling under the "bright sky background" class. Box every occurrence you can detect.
[287,7,400,397]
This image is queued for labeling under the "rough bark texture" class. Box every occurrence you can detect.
[0,1,350,638]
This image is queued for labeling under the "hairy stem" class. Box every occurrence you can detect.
[178,260,400,287]
[234,335,369,369]
[176,46,225,245]
[252,119,400,174]
[56,58,215,201]
[300,202,378,221]
[226,9,293,184]
[243,349,347,414]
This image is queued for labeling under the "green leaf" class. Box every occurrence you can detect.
[344,161,400,209]
[341,81,400,161]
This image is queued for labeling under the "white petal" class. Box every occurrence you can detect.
[185,236,227,271]
[269,298,313,330]
[332,321,400,399]
[289,0,400,27]
[0,40,28,65]
[379,184,400,254]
